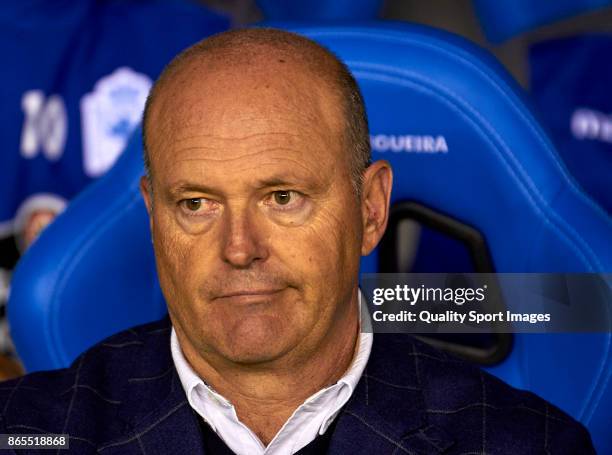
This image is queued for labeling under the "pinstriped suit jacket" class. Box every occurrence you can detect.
[0,316,595,454]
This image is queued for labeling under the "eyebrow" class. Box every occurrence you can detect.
[166,182,221,200]
[254,177,302,189]
[165,175,316,198]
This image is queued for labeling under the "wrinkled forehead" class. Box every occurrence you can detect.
[146,57,347,174]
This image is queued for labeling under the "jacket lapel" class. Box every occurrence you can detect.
[329,334,455,455]
[99,374,205,454]
[96,318,206,454]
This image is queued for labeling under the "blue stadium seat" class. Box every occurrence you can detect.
[529,35,612,215]
[8,23,612,452]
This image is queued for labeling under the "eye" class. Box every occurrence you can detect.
[184,198,202,211]
[179,198,218,217]
[263,190,312,224]
[264,190,308,213]
[274,191,292,205]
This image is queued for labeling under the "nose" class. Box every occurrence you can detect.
[221,204,268,268]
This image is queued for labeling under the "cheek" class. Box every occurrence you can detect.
[152,211,210,303]
[278,201,362,296]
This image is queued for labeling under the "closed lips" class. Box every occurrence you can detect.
[217,289,284,298]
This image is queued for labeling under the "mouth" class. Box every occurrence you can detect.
[214,288,285,303]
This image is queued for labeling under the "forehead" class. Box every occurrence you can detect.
[147,60,348,188]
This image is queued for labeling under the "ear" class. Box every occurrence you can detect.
[139,176,153,216]
[139,176,155,241]
[360,160,393,256]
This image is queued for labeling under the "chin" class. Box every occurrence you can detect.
[217,314,299,365]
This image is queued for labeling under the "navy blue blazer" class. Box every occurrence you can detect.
[0,316,595,454]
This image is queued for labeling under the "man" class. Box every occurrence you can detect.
[0,28,595,454]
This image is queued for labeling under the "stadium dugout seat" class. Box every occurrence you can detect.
[8,23,612,452]
[529,35,612,215]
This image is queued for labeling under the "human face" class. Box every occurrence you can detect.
[142,63,366,366]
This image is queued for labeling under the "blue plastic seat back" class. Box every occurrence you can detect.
[529,35,612,215]
[9,130,167,372]
[8,23,612,452]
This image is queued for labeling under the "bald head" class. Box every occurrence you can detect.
[142,27,371,195]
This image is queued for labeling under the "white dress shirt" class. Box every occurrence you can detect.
[171,291,373,455]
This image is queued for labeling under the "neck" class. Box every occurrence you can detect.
[175,289,361,445]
